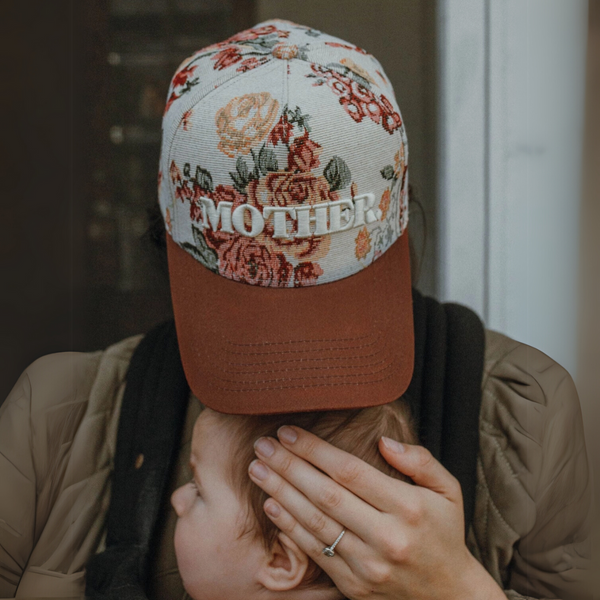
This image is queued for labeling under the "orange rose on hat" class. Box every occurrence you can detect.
[216,93,280,158]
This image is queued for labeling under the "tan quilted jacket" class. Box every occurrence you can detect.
[0,330,592,599]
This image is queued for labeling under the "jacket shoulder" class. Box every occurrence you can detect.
[20,334,143,409]
[481,330,585,498]
[483,329,577,413]
[471,329,591,598]
[480,328,586,514]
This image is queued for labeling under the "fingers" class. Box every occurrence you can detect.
[248,450,375,546]
[274,426,412,512]
[379,437,463,502]
[261,496,358,581]
[261,495,410,600]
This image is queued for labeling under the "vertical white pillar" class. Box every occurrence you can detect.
[437,0,488,317]
[438,0,588,376]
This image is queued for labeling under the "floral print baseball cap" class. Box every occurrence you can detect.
[159,19,414,414]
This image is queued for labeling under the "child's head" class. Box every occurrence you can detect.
[171,400,416,600]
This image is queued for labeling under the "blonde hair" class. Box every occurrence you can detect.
[214,399,417,590]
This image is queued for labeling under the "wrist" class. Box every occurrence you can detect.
[459,553,506,600]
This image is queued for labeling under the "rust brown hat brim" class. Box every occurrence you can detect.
[166,233,414,415]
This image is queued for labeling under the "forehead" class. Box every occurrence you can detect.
[191,408,237,465]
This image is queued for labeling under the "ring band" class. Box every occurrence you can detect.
[322,529,346,557]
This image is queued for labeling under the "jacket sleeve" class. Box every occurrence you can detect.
[0,350,110,598]
[469,331,592,600]
[0,336,141,598]
[0,368,37,597]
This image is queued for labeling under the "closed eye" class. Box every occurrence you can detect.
[189,478,202,498]
[189,457,204,497]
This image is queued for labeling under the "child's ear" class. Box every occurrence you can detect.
[256,532,309,591]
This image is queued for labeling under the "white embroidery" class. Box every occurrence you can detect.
[196,193,381,240]
[263,206,297,239]
[201,197,234,233]
[328,198,355,232]
[232,204,265,237]
[353,193,379,227]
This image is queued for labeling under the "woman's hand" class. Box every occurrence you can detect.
[248,427,506,600]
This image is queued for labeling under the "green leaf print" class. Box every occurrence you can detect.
[324,156,352,192]
[257,145,278,174]
[380,165,395,181]
[182,225,219,273]
[230,156,250,193]
[193,165,214,193]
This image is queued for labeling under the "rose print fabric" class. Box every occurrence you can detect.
[159,19,409,288]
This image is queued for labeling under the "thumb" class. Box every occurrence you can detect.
[378,437,463,502]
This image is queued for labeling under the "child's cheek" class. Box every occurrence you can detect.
[173,518,185,563]
[173,517,196,577]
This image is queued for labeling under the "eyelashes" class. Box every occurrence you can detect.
[189,478,202,498]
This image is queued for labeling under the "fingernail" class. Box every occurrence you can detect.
[264,500,280,518]
[249,460,269,480]
[278,426,298,444]
[254,437,275,458]
[382,436,405,453]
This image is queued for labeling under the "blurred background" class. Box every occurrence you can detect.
[0,0,597,478]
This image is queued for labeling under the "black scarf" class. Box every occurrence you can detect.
[86,289,484,599]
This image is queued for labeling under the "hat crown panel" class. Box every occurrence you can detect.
[158,19,409,288]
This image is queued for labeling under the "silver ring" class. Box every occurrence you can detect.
[322,529,346,557]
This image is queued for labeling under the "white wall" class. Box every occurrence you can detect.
[438,0,589,377]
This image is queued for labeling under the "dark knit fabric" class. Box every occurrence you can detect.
[405,289,485,531]
[86,290,484,598]
[86,321,190,599]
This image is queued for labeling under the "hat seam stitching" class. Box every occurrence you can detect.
[222,338,380,356]
[223,347,385,366]
[222,357,389,376]
[223,332,373,347]
[212,356,396,385]
[209,369,398,392]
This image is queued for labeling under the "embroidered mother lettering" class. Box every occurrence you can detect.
[197,193,380,239]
